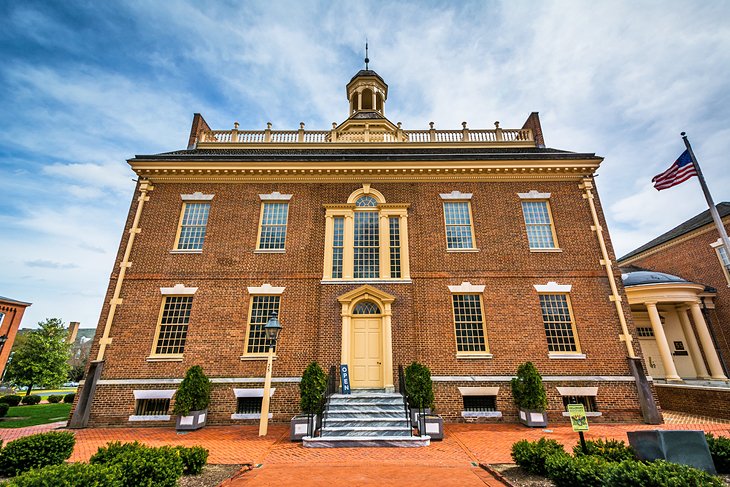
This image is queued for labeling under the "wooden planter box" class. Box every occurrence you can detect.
[176,409,208,431]
[518,408,548,428]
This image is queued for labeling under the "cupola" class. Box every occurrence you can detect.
[345,44,388,117]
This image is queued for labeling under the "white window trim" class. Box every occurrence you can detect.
[160,284,198,295]
[440,190,473,200]
[518,190,551,199]
[533,282,572,293]
[231,388,275,419]
[129,389,175,422]
[711,239,730,286]
[247,283,286,295]
[259,192,293,201]
[556,386,597,396]
[448,281,485,293]
[458,386,499,396]
[181,192,214,201]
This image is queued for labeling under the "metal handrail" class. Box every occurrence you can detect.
[398,365,413,437]
[315,365,337,437]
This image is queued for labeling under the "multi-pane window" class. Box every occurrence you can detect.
[463,395,497,412]
[562,395,598,412]
[452,294,487,353]
[176,203,210,250]
[154,296,192,355]
[717,245,730,284]
[246,296,280,354]
[636,327,654,337]
[354,210,379,278]
[389,217,401,278]
[522,200,557,249]
[236,397,263,414]
[258,202,289,250]
[135,398,170,416]
[353,301,381,314]
[539,294,579,353]
[332,217,344,278]
[443,201,475,249]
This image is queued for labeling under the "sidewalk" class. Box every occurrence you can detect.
[0,413,727,486]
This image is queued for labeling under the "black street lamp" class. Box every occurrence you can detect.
[259,312,283,436]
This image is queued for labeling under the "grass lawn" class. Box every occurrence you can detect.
[0,403,72,428]
[23,388,77,400]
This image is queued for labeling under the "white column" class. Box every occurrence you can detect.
[689,302,728,380]
[322,214,334,279]
[646,302,681,381]
[383,303,394,391]
[677,306,710,379]
[399,214,410,280]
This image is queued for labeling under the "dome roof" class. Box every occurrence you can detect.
[621,270,688,287]
[349,69,386,85]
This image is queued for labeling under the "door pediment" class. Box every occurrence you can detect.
[337,285,395,306]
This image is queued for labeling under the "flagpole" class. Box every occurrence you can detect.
[681,132,730,257]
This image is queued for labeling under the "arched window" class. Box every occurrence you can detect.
[353,301,381,314]
[361,88,373,109]
[323,186,410,281]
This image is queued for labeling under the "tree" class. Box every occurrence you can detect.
[5,318,71,396]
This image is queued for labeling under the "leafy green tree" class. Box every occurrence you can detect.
[5,318,71,396]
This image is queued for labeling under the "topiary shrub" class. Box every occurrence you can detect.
[0,431,76,476]
[299,362,327,415]
[47,395,63,404]
[0,395,22,407]
[573,438,636,462]
[545,453,612,487]
[63,393,75,404]
[604,459,723,487]
[89,441,147,465]
[91,441,183,486]
[0,403,9,417]
[511,438,567,475]
[511,361,548,411]
[20,395,41,406]
[405,362,434,410]
[3,462,121,486]
[706,433,730,474]
[174,445,209,475]
[172,365,211,416]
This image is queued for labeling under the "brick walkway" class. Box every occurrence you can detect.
[0,418,729,486]
[0,421,67,442]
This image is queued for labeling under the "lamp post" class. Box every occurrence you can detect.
[259,312,282,436]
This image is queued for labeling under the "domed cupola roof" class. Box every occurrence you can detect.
[621,268,689,287]
[349,69,386,86]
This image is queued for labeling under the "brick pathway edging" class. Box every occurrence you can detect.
[479,464,516,487]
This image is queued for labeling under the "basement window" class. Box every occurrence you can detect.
[557,387,602,417]
[129,390,174,421]
[459,387,502,419]
[231,388,275,420]
[463,395,497,412]
[562,395,598,413]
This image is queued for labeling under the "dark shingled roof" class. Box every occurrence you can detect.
[130,147,599,163]
[349,69,386,85]
[618,202,730,262]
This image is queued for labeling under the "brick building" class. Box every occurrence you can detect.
[618,204,730,418]
[72,67,657,428]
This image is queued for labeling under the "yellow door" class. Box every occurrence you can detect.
[351,317,383,388]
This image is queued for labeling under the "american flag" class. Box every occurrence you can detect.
[652,149,698,190]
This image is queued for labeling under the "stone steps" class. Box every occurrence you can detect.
[303,435,430,448]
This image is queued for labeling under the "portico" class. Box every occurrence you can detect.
[623,269,727,382]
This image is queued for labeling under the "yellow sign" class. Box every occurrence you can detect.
[568,404,589,432]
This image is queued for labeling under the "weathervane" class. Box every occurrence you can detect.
[365,39,369,70]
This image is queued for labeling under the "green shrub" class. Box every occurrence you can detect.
[0,403,9,417]
[175,445,209,475]
[706,433,730,474]
[511,438,567,475]
[605,459,723,487]
[20,395,41,405]
[172,365,211,416]
[511,361,548,410]
[0,431,76,476]
[91,441,184,485]
[405,362,434,409]
[3,462,121,486]
[46,395,63,404]
[573,438,636,462]
[299,362,327,415]
[63,393,75,404]
[89,441,146,465]
[545,453,612,487]
[0,395,22,407]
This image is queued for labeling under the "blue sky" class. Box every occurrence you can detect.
[2,1,730,329]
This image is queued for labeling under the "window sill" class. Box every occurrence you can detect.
[456,353,493,359]
[461,411,502,418]
[530,248,562,253]
[446,248,479,253]
[254,249,286,254]
[562,411,602,417]
[320,279,412,284]
[240,355,278,361]
[169,249,202,254]
[231,413,273,420]
[146,355,184,362]
[129,415,171,422]
[548,353,586,359]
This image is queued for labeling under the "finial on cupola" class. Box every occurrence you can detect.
[364,39,369,70]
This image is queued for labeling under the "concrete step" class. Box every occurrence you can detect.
[325,409,407,419]
[327,403,404,411]
[303,435,430,448]
[323,418,411,428]
[322,426,412,437]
